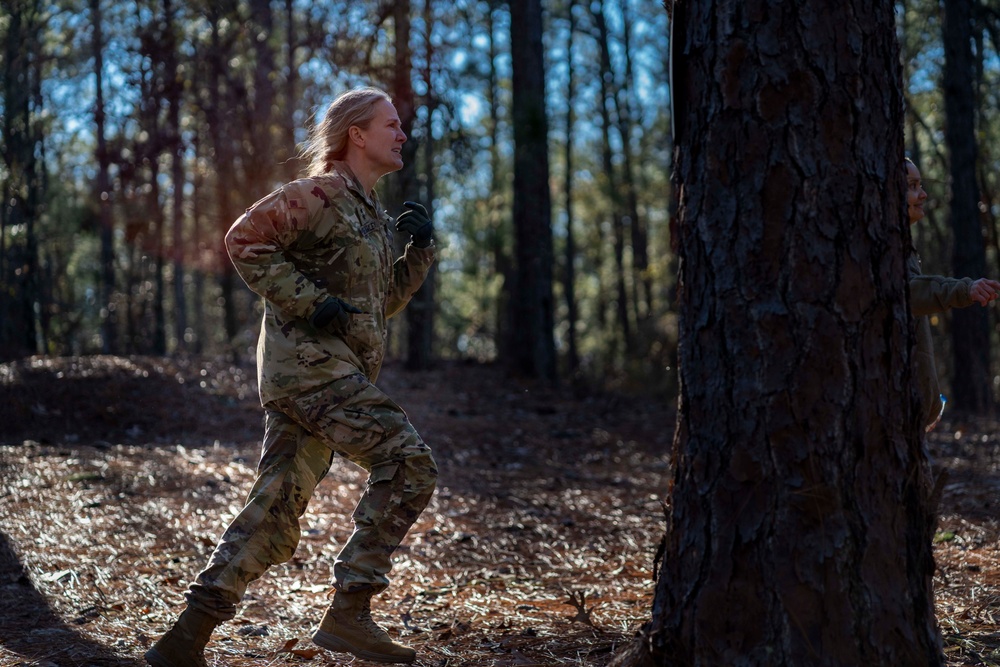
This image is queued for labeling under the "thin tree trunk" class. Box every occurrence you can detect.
[614,0,651,323]
[563,0,580,376]
[593,0,631,360]
[32,47,49,354]
[150,156,167,355]
[943,0,991,412]
[613,1,942,664]
[488,1,511,363]
[1,0,46,357]
[284,0,298,181]
[208,5,238,354]
[165,0,187,354]
[247,0,275,197]
[92,0,117,354]
[406,0,436,371]
[509,0,556,381]
[192,133,206,355]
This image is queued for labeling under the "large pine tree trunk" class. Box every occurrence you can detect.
[943,0,991,413]
[509,0,556,380]
[613,1,942,665]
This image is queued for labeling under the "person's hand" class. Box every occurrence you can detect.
[310,297,363,335]
[970,278,1000,306]
[395,201,433,248]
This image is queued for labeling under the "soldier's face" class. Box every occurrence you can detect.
[359,100,407,176]
[906,162,927,225]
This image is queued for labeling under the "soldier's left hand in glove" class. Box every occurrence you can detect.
[395,201,433,248]
[310,296,363,335]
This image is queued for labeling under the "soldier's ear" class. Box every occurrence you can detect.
[348,125,365,149]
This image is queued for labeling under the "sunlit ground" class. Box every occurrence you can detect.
[0,358,998,665]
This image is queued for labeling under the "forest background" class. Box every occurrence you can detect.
[6,0,1000,666]
[2,0,1000,405]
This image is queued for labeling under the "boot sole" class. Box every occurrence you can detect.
[312,629,415,664]
[144,648,179,667]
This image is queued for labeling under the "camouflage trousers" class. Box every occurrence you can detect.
[186,373,437,620]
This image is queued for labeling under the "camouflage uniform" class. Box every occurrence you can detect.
[186,162,437,621]
[908,252,973,429]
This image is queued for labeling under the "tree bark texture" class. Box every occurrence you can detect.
[615,1,942,665]
[943,0,991,412]
[509,0,556,380]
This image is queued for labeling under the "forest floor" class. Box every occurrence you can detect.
[0,356,998,667]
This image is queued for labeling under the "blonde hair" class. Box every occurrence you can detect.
[302,87,393,177]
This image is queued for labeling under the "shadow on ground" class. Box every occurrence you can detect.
[0,530,140,666]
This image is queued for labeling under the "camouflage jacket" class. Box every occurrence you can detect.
[907,252,973,428]
[226,162,435,404]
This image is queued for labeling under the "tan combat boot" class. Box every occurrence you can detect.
[312,591,416,663]
[145,606,219,667]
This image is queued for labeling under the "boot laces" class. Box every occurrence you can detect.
[357,601,391,642]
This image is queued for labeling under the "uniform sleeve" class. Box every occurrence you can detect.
[225,181,328,321]
[385,243,436,319]
[908,273,974,317]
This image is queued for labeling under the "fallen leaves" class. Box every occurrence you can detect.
[4,356,997,666]
[0,357,668,666]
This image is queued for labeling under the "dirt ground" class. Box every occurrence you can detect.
[0,356,998,666]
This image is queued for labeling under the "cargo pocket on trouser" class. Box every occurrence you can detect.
[283,374,389,457]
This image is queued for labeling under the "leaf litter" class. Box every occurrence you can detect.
[0,356,997,666]
[0,357,668,666]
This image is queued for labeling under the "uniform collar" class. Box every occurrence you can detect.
[331,161,381,212]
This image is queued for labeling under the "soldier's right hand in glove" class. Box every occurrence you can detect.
[310,296,363,335]
[395,201,434,248]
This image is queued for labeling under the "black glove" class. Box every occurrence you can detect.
[310,297,362,335]
[395,201,433,248]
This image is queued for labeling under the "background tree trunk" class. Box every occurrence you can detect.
[563,0,580,377]
[405,0,436,371]
[617,0,651,323]
[509,0,556,381]
[943,0,992,413]
[593,0,631,360]
[612,0,942,664]
[1,0,45,359]
[164,0,189,354]
[207,3,239,354]
[487,1,512,366]
[92,0,118,354]
[283,0,299,182]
